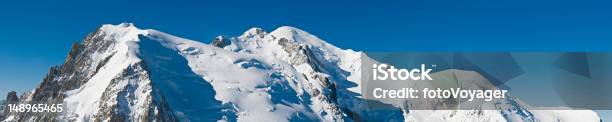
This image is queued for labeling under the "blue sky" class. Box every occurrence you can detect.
[1,0,611,119]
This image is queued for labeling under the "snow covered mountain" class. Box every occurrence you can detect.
[0,23,601,122]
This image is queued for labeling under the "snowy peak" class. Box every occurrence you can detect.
[270,26,302,36]
[116,22,136,28]
[239,27,267,39]
[101,23,137,31]
[268,26,318,42]
[226,25,347,55]
[268,26,310,44]
[268,26,347,54]
[98,23,144,41]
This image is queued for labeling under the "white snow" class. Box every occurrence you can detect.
[531,107,600,121]
[2,116,14,122]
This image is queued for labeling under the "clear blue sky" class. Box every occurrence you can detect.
[1,0,611,119]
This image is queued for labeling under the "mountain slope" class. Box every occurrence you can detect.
[1,23,600,122]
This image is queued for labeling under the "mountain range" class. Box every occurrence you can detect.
[0,23,600,122]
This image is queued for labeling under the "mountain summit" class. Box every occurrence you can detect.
[0,23,599,122]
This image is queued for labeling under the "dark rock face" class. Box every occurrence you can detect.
[212,36,231,48]
[5,92,18,105]
[0,99,4,120]
[95,62,176,122]
[2,28,114,121]
[274,37,346,119]
[1,92,19,121]
[0,92,18,120]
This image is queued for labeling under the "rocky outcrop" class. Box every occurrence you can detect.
[212,36,231,48]
[5,92,18,105]
[0,99,4,120]
[0,92,19,120]
[95,62,176,122]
